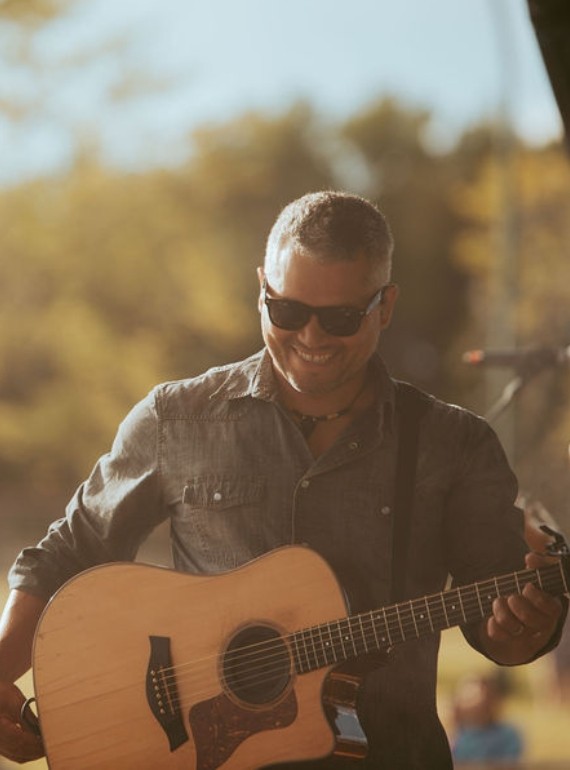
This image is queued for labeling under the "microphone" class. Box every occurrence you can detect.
[462,345,570,370]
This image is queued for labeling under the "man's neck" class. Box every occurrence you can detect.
[276,371,371,419]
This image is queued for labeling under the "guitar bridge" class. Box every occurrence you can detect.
[146,635,189,752]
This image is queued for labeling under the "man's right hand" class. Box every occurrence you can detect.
[0,681,44,763]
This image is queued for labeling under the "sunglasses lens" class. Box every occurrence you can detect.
[318,309,361,336]
[267,300,361,336]
[266,299,310,330]
[263,281,380,337]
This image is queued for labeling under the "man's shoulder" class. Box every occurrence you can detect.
[420,390,503,467]
[150,351,264,417]
[394,379,491,440]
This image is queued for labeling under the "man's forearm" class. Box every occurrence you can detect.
[0,589,47,682]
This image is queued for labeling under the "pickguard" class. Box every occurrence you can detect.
[189,689,297,770]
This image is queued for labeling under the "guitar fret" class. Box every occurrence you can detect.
[382,608,393,647]
[394,604,405,641]
[424,596,435,633]
[334,619,347,660]
[324,621,338,664]
[315,625,326,667]
[409,601,419,637]
[382,607,400,645]
[358,615,370,654]
[456,588,466,623]
[439,593,450,627]
[369,611,380,649]
[349,616,366,657]
[494,576,500,602]
[475,583,484,616]
[308,627,319,668]
[444,589,466,627]
[411,597,432,635]
[320,622,331,664]
[298,629,310,670]
[340,617,358,658]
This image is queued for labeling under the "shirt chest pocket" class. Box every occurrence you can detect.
[183,474,264,510]
[181,474,267,567]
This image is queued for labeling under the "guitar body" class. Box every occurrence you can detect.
[35,535,569,769]
[33,546,354,770]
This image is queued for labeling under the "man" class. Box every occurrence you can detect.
[0,191,564,768]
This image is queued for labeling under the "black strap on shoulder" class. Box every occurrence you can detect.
[391,381,431,603]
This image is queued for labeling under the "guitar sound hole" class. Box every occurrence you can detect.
[223,624,292,706]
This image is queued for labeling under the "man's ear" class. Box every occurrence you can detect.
[256,267,265,313]
[379,283,399,329]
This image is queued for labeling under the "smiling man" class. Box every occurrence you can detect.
[257,195,398,459]
[0,191,564,769]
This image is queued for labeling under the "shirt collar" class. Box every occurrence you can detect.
[209,348,396,421]
[208,349,275,402]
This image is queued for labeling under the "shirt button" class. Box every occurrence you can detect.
[300,479,310,489]
[380,505,391,516]
[213,492,223,502]
[348,441,359,451]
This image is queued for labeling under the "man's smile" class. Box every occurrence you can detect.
[293,346,336,365]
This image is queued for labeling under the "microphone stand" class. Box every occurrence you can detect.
[482,356,559,424]
[484,373,526,423]
[482,359,568,551]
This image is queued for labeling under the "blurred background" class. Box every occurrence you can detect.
[1,0,570,767]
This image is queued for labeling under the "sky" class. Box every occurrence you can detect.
[0,0,564,185]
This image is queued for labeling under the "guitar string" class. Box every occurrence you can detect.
[158,563,563,687]
[159,566,564,701]
[156,566,563,695]
[153,572,566,713]
[168,570,565,703]
[148,565,564,709]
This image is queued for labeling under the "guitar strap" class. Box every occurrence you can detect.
[391,381,431,603]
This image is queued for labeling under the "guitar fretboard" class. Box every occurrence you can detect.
[291,562,568,674]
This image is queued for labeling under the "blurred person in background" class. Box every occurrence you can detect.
[451,671,524,766]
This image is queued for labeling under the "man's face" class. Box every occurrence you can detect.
[258,245,397,399]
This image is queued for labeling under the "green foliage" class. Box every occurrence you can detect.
[1,96,569,535]
[450,142,570,522]
[342,98,471,391]
[0,104,338,489]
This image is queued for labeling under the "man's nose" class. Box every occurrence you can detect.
[296,312,330,344]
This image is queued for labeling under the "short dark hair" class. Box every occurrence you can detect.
[265,191,394,280]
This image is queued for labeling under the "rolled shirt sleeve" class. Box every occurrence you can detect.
[8,390,167,599]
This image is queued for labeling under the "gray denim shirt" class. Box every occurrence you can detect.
[10,349,534,769]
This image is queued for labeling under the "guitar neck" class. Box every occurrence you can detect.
[291,562,569,674]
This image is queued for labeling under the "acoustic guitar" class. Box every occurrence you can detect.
[31,535,569,769]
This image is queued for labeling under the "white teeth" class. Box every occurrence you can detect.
[295,349,333,364]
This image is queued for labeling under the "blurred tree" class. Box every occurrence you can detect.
[451,141,570,526]
[0,104,337,509]
[174,102,336,330]
[341,98,471,396]
[2,94,569,541]
[0,0,71,123]
[0,0,175,183]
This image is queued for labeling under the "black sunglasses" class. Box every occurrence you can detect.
[262,278,388,337]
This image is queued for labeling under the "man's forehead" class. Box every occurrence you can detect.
[265,244,384,285]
